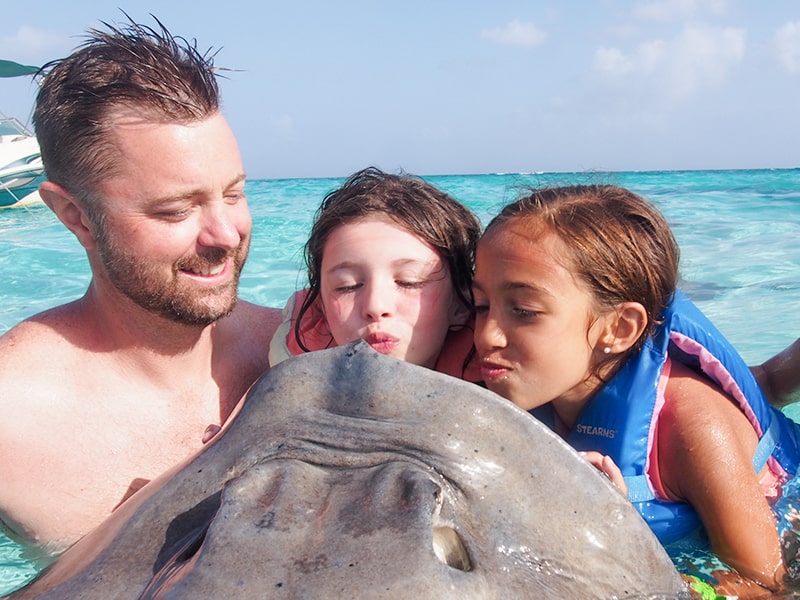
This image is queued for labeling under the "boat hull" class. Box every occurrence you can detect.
[0,184,44,208]
[0,121,45,209]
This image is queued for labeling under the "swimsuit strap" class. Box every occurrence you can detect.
[623,474,654,503]
[752,415,779,473]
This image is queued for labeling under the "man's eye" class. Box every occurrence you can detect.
[225,191,246,204]
[157,209,191,221]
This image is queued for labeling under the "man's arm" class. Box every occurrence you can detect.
[752,338,800,409]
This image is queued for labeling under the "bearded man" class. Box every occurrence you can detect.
[0,18,281,555]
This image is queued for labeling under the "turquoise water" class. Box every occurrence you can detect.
[0,169,798,594]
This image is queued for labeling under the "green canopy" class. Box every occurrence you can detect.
[0,59,39,78]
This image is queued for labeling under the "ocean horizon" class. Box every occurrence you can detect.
[4,167,797,355]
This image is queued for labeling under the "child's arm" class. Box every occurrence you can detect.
[752,337,800,408]
[657,361,787,593]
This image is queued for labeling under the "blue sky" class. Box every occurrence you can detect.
[2,1,799,179]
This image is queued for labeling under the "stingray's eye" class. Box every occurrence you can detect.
[432,526,471,571]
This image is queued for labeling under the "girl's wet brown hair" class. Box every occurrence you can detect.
[296,166,481,353]
[483,184,680,361]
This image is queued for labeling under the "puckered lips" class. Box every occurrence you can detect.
[480,356,512,382]
[363,331,400,355]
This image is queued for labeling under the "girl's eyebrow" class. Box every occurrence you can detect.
[499,280,557,299]
[326,257,440,272]
[325,261,359,273]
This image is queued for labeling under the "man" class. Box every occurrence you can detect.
[0,19,281,554]
[755,337,800,409]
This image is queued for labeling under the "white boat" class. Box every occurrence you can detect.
[0,59,45,209]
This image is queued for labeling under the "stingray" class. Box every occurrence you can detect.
[9,341,688,599]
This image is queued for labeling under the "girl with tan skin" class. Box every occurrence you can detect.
[471,184,799,596]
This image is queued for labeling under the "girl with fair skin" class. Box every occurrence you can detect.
[269,167,481,380]
[471,185,800,596]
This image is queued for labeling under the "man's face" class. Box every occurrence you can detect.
[89,111,251,326]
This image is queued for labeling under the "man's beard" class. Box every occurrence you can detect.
[94,225,249,327]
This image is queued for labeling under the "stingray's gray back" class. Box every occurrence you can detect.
[11,341,687,599]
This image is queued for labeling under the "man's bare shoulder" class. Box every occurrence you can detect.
[205,302,283,405]
[0,302,87,369]
[227,301,283,346]
[0,303,90,420]
[237,301,283,328]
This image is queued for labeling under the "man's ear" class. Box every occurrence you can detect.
[600,302,648,354]
[38,181,97,250]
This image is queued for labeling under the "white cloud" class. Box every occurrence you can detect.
[479,20,548,48]
[593,47,635,76]
[637,39,668,74]
[774,21,800,75]
[632,0,728,21]
[593,25,745,99]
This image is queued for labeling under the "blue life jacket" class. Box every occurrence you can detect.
[532,290,800,544]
